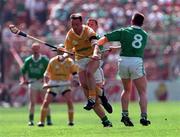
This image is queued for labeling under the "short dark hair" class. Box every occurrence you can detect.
[132,12,144,26]
[87,18,98,25]
[70,13,82,22]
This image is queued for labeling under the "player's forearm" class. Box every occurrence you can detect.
[93,44,100,56]
[97,36,109,46]
[91,39,100,56]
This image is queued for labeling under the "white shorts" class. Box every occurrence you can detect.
[47,80,71,94]
[28,79,43,91]
[118,56,145,80]
[76,58,104,83]
[76,58,91,70]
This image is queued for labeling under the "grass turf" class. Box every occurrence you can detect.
[0,102,180,137]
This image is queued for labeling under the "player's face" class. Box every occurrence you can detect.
[32,45,40,55]
[87,20,98,32]
[71,19,82,34]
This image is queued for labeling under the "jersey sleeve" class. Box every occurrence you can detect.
[104,28,124,42]
[43,55,49,68]
[21,58,29,75]
[87,26,97,41]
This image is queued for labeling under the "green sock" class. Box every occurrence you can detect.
[29,113,34,122]
[47,115,52,123]
[122,110,128,117]
[101,116,108,122]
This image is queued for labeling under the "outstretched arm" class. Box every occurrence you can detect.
[97,36,109,46]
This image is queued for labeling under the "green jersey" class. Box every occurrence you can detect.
[21,55,49,79]
[105,26,148,58]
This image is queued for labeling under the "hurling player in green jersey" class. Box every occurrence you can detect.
[21,42,52,126]
[96,12,151,126]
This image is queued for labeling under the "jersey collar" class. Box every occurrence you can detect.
[71,25,85,38]
[32,54,42,62]
[131,25,141,29]
[57,55,66,64]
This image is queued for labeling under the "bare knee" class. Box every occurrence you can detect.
[122,89,131,96]
[66,99,73,109]
[29,101,35,108]
[42,99,50,108]
[138,90,147,98]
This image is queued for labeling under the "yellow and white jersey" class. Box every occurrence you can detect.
[64,25,96,60]
[44,56,78,81]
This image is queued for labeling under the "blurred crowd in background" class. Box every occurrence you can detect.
[0,0,179,107]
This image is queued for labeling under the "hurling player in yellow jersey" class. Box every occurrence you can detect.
[37,47,78,127]
[62,13,112,127]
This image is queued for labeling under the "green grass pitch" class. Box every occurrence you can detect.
[0,102,180,137]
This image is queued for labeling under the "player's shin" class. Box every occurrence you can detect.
[68,109,74,125]
[40,107,48,123]
[88,90,96,101]
[95,86,103,96]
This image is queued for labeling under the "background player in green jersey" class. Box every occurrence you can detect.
[96,12,151,126]
[20,42,52,126]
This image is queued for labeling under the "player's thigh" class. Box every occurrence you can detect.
[78,70,88,87]
[121,78,132,92]
[43,92,54,105]
[63,90,73,102]
[28,87,37,103]
[133,75,147,93]
[94,67,105,84]
[86,59,100,74]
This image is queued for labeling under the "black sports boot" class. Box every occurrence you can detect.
[121,116,134,126]
[99,91,113,113]
[102,120,113,127]
[68,122,74,126]
[83,99,95,110]
[140,118,151,126]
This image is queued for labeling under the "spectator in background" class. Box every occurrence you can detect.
[170,44,180,80]
[0,83,12,107]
